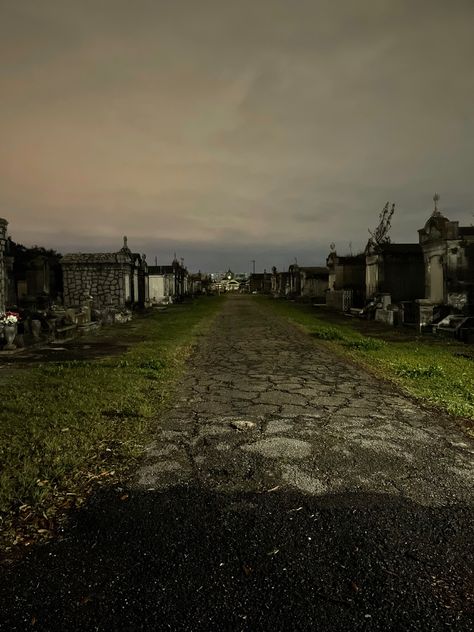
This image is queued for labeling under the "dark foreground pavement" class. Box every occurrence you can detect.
[0,296,473,631]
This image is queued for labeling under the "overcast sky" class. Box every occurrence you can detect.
[1,0,473,273]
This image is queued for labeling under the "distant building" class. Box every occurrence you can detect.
[220,269,241,291]
[223,279,241,292]
[234,272,248,283]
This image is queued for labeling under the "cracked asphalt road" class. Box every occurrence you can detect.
[138,296,473,506]
[1,295,473,631]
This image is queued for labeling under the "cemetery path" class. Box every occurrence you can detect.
[1,295,473,631]
[138,295,473,505]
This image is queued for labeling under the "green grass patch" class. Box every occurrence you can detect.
[258,297,474,422]
[393,362,445,379]
[344,338,387,351]
[311,326,347,341]
[0,296,224,541]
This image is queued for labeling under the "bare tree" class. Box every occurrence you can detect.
[368,202,395,249]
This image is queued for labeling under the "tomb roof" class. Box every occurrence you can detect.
[333,254,365,263]
[148,265,175,274]
[300,266,329,277]
[61,252,134,264]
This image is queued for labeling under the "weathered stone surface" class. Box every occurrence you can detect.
[242,437,312,459]
[265,420,294,434]
[135,295,474,509]
[61,243,147,309]
[230,420,256,431]
[258,391,307,406]
[198,424,233,436]
[281,464,328,494]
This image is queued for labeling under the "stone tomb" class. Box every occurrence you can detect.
[148,257,188,304]
[365,242,425,304]
[326,250,366,310]
[287,264,329,300]
[61,237,148,310]
[418,199,474,323]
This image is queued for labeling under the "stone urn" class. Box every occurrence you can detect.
[30,319,42,341]
[3,323,17,350]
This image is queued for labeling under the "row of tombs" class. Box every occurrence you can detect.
[1,197,473,347]
[261,199,474,338]
[0,224,197,348]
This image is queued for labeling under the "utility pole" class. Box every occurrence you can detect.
[251,260,256,275]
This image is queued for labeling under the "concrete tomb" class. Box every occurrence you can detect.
[417,195,474,326]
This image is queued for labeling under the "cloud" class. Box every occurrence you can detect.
[1,0,473,271]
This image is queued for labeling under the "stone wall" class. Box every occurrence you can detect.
[0,218,8,314]
[61,253,133,309]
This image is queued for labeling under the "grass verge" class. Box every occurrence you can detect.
[0,296,224,553]
[259,298,474,426]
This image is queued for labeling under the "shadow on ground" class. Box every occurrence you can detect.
[0,341,130,366]
[0,487,472,631]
